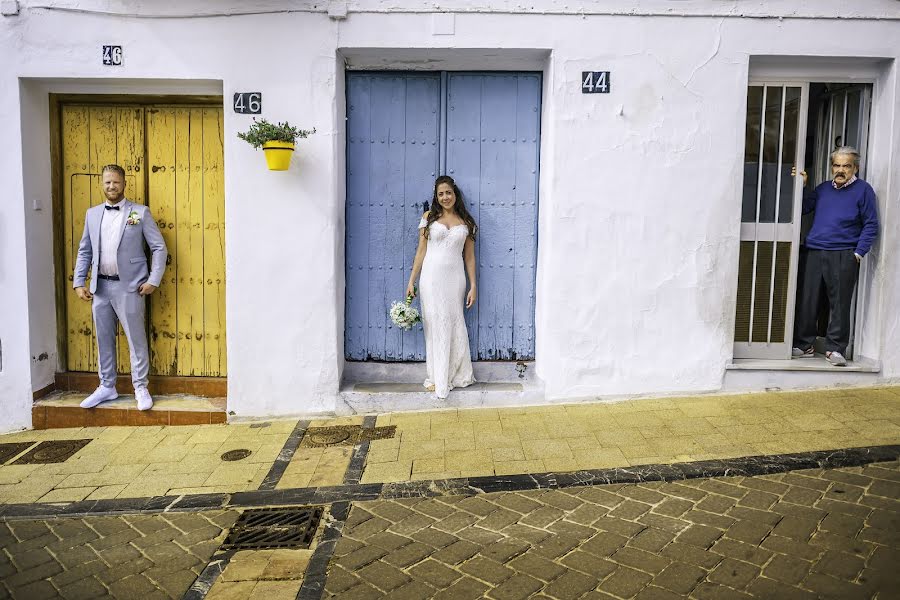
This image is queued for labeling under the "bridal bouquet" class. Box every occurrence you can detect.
[389,288,421,331]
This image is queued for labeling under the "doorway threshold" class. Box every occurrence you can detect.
[33,391,227,429]
[54,372,227,396]
[727,356,881,373]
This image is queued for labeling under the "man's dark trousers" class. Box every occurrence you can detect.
[794,248,859,354]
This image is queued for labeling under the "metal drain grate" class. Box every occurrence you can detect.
[300,425,396,448]
[307,428,352,446]
[221,449,252,462]
[0,442,35,464]
[13,440,91,464]
[360,425,396,442]
[223,507,324,550]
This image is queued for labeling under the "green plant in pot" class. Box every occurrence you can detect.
[237,118,316,171]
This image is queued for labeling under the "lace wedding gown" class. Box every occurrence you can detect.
[418,217,475,398]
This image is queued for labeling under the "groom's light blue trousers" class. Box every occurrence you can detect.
[92,278,150,389]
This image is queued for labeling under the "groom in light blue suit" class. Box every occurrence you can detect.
[73,164,167,411]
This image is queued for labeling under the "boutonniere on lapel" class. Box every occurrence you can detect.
[126,210,141,226]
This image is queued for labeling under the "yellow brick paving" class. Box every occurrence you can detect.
[205,549,310,600]
[362,387,900,483]
[1,387,898,504]
[276,447,353,490]
[273,416,363,490]
[0,422,295,504]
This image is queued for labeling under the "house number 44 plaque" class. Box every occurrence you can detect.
[581,71,610,94]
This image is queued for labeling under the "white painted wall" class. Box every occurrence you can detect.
[871,63,900,377]
[0,72,33,434]
[1,1,899,430]
[20,83,56,398]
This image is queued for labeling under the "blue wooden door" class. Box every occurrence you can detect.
[446,73,541,360]
[345,72,541,361]
[346,73,440,361]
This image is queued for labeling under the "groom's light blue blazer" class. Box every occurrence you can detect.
[73,200,168,294]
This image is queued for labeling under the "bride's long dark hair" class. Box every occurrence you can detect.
[424,175,478,240]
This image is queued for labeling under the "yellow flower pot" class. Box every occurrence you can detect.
[262,141,295,171]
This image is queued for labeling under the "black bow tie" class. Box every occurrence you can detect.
[105,205,121,211]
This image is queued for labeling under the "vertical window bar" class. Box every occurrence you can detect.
[859,86,871,176]
[857,91,865,173]
[841,90,849,147]
[748,85,768,344]
[820,106,825,184]
[826,96,834,172]
[767,86,787,343]
[818,102,828,183]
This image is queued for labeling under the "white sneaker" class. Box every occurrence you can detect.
[80,385,118,408]
[791,347,814,358]
[135,387,154,411]
[826,351,847,367]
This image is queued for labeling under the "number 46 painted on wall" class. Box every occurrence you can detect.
[102,46,123,66]
[582,71,611,94]
[233,92,262,114]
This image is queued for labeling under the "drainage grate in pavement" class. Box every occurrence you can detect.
[221,449,252,461]
[307,428,353,446]
[13,439,91,464]
[360,425,396,442]
[0,442,35,464]
[300,425,396,448]
[222,507,324,550]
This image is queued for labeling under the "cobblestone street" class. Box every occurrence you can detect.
[1,461,897,599]
[1,511,238,599]
[325,461,900,600]
[1,387,898,599]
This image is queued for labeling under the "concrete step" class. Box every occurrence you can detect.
[33,392,227,428]
[55,371,226,396]
[343,360,538,383]
[337,380,546,415]
[723,356,883,392]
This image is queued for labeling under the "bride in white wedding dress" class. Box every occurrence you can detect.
[406,176,477,399]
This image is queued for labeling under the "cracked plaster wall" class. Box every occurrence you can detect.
[1,3,899,427]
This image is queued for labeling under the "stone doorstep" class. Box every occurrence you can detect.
[52,372,227,397]
[337,381,546,416]
[722,365,883,395]
[32,393,227,429]
[727,357,881,372]
[343,360,540,384]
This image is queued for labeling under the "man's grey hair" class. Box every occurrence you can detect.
[831,146,861,167]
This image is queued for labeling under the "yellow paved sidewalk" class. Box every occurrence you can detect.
[0,386,898,504]
[363,386,900,483]
[0,421,294,503]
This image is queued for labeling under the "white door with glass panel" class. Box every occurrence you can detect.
[733,83,809,359]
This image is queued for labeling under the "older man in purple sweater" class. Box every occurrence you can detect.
[792,147,879,366]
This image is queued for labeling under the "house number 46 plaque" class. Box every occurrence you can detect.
[102,46,123,66]
[233,93,262,114]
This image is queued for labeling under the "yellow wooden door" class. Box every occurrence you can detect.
[146,107,226,376]
[60,103,226,377]
[62,105,145,375]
